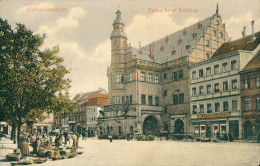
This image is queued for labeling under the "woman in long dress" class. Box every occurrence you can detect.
[20,137,30,156]
[72,134,78,149]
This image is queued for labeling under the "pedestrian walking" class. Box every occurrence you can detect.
[72,133,78,149]
[108,133,113,143]
[76,132,79,148]
[228,132,233,142]
[64,131,68,145]
[82,131,85,140]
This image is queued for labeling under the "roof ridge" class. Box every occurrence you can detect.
[142,15,213,48]
[242,50,260,71]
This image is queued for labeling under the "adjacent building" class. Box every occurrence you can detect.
[189,29,260,139]
[0,121,11,135]
[98,5,229,136]
[22,112,54,134]
[70,88,108,135]
[240,50,260,139]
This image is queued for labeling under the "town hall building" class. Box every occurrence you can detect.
[97,5,229,136]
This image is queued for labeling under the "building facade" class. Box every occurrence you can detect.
[189,31,260,139]
[22,112,54,134]
[240,51,260,139]
[70,88,108,135]
[98,6,229,136]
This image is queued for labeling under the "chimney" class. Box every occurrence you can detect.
[251,20,255,42]
[149,44,154,59]
[242,26,246,38]
[139,41,142,54]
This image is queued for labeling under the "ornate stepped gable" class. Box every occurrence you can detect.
[130,15,221,64]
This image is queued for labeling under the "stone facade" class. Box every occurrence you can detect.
[98,6,229,136]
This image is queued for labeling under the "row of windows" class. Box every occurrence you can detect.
[172,94,184,105]
[194,124,227,137]
[69,115,85,122]
[87,116,97,122]
[141,95,160,106]
[112,95,133,105]
[192,60,237,79]
[244,97,260,111]
[192,100,238,114]
[112,73,133,83]
[243,77,260,89]
[80,107,97,113]
[141,72,159,84]
[163,70,183,82]
[192,79,238,96]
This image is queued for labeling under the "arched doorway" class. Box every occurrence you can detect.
[143,116,158,135]
[175,119,184,134]
[244,121,252,139]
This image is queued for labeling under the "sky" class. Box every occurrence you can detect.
[0,0,259,98]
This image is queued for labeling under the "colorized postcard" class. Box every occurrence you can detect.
[0,0,259,166]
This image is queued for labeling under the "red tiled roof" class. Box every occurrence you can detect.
[212,31,260,58]
[73,89,107,105]
[80,94,108,107]
[242,50,260,71]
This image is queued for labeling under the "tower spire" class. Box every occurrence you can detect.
[110,8,127,39]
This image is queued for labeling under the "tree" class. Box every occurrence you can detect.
[0,18,77,146]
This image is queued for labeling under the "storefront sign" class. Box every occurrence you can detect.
[197,112,231,119]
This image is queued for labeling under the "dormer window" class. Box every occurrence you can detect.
[198,23,202,29]
[161,47,164,51]
[192,33,197,38]
[178,39,182,45]
[165,36,169,43]
[161,43,164,51]
[171,45,176,55]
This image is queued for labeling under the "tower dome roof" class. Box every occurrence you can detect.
[110,8,127,39]
[113,17,124,25]
[113,9,124,25]
[110,30,127,38]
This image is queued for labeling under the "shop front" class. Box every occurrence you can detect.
[191,112,242,139]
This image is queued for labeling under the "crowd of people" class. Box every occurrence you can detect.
[17,130,87,157]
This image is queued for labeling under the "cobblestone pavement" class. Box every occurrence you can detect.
[0,137,259,166]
